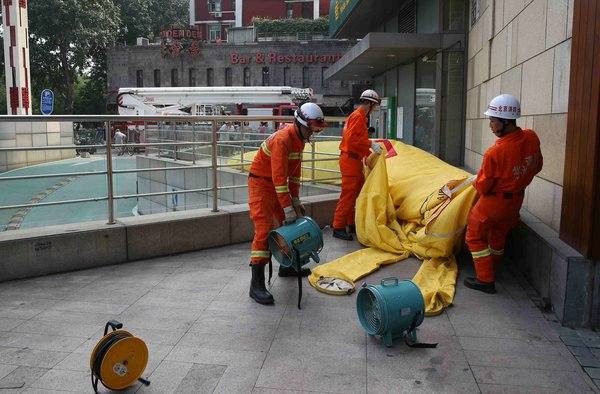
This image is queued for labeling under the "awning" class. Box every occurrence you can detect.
[324,32,463,80]
[329,0,409,38]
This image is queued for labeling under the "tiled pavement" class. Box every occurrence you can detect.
[0,228,599,393]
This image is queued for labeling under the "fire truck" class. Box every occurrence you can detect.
[116,86,313,118]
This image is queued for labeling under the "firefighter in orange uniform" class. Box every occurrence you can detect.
[332,89,382,241]
[464,94,543,294]
[248,102,328,305]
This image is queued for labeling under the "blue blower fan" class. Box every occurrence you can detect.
[356,278,436,348]
[268,216,323,308]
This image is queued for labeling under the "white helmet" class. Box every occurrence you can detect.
[360,89,381,104]
[294,102,328,131]
[484,94,521,119]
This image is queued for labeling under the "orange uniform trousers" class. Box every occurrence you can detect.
[465,193,523,282]
[248,176,284,265]
[332,152,364,229]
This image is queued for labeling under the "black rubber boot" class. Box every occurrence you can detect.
[333,228,353,241]
[250,263,274,304]
[464,277,496,294]
[348,224,356,234]
[278,265,311,277]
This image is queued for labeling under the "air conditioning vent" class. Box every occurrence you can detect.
[214,11,222,18]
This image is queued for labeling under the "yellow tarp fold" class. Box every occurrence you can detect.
[308,140,477,315]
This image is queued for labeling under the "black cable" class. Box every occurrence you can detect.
[91,332,131,393]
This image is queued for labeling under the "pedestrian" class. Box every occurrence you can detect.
[332,89,382,241]
[247,102,328,305]
[114,129,127,156]
[258,121,270,134]
[464,94,543,294]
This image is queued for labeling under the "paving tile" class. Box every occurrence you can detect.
[0,364,18,380]
[0,318,24,332]
[464,349,573,371]
[568,345,594,357]
[0,332,87,352]
[49,300,130,315]
[459,336,561,355]
[479,383,571,393]
[10,319,100,338]
[0,347,69,368]
[213,366,261,394]
[575,355,600,368]
[255,367,366,394]
[0,366,49,393]
[29,367,140,393]
[132,287,214,309]
[178,331,273,352]
[594,379,600,390]
[561,336,587,347]
[0,306,43,320]
[471,365,593,392]
[263,337,364,375]
[20,389,75,394]
[116,304,204,331]
[138,360,193,394]
[585,367,600,379]
[173,363,227,393]
[584,338,600,349]
[166,345,267,368]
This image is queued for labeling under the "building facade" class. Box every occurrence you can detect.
[189,0,330,43]
[107,39,360,113]
[326,0,600,328]
[326,0,467,166]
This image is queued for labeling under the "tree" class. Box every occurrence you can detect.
[28,0,121,114]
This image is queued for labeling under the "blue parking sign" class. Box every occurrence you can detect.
[41,89,54,115]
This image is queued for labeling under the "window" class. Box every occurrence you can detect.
[225,67,232,86]
[153,69,161,87]
[470,0,480,26]
[286,3,293,19]
[283,67,290,85]
[171,68,178,87]
[262,67,270,86]
[136,70,144,87]
[444,0,466,31]
[321,67,328,88]
[231,0,235,11]
[302,67,309,88]
[207,68,214,86]
[189,68,196,86]
[209,24,220,42]
[243,67,251,86]
[302,2,310,18]
[208,0,221,12]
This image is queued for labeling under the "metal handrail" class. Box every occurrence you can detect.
[0,114,344,228]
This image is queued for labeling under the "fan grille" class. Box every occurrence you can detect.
[360,289,384,334]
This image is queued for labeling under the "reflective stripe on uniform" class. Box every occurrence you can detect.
[288,152,301,159]
[275,184,289,193]
[260,141,271,157]
[251,250,270,259]
[489,246,504,255]
[471,247,491,259]
[289,176,301,183]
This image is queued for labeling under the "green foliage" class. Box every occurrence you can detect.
[253,17,329,35]
[0,0,189,114]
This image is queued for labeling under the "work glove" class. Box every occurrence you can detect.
[292,197,305,216]
[283,205,297,225]
[368,126,376,135]
[371,140,382,155]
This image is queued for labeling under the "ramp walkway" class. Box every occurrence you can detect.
[0,229,599,393]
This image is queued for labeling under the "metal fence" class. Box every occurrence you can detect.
[0,115,344,231]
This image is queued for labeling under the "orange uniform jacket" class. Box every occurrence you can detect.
[466,128,543,282]
[474,128,543,195]
[332,107,372,229]
[249,124,304,209]
[339,107,372,166]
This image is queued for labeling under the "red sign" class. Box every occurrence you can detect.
[230,52,341,65]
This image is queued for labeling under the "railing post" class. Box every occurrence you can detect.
[212,120,218,212]
[173,127,177,161]
[105,120,116,224]
[311,140,316,184]
[144,121,148,157]
[192,121,196,164]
